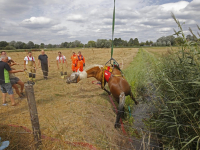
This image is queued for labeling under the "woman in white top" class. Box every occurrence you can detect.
[56,51,67,79]
[24,51,36,84]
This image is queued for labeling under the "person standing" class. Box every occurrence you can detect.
[0,56,24,106]
[24,51,36,84]
[71,52,78,72]
[38,50,49,80]
[56,52,67,79]
[77,51,85,72]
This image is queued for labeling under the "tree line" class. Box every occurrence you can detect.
[0,34,197,50]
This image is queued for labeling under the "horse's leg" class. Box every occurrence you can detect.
[130,91,139,105]
[104,88,111,95]
[115,92,125,128]
[102,82,111,95]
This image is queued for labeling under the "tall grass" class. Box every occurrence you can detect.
[123,14,200,149]
[148,14,200,149]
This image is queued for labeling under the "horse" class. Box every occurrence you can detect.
[66,65,138,128]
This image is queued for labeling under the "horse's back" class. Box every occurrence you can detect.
[108,76,131,99]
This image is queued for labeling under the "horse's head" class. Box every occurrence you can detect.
[66,71,86,84]
[66,65,103,84]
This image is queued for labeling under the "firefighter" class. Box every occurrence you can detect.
[24,51,36,84]
[56,51,67,79]
[71,52,78,72]
[77,51,85,72]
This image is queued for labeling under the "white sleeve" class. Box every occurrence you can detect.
[64,56,66,60]
[8,57,11,60]
[33,57,35,61]
[56,56,59,60]
[24,57,27,61]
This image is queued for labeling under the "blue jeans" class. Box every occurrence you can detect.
[0,83,13,95]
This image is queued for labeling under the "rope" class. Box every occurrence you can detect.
[111,0,116,58]
[0,123,97,150]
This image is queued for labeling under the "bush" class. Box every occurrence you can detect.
[4,45,16,50]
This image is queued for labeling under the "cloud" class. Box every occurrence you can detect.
[21,17,57,29]
[0,0,199,44]
[66,14,86,23]
[160,1,189,11]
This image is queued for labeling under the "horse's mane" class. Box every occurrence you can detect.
[84,64,103,71]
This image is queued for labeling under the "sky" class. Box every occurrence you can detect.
[0,0,199,44]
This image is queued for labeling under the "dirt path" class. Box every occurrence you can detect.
[0,48,138,149]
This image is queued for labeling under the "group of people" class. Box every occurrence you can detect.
[71,51,85,72]
[0,50,86,106]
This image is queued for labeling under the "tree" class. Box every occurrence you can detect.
[166,35,175,46]
[175,37,184,45]
[47,44,52,48]
[15,41,23,49]
[133,38,139,46]
[23,43,28,49]
[122,40,128,46]
[105,40,111,48]
[153,42,157,46]
[146,40,150,45]
[73,40,82,47]
[60,42,68,48]
[27,41,34,49]
[162,41,166,46]
[0,41,8,48]
[157,36,166,43]
[35,44,40,49]
[52,44,57,48]
[9,41,16,47]
[128,38,134,46]
[140,42,145,46]
[88,41,96,47]
[96,39,110,48]
[157,41,162,46]
[166,41,171,46]
[40,43,44,49]
[4,45,15,50]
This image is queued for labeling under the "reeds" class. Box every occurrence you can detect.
[149,13,200,149]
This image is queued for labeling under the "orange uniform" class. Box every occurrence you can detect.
[71,54,78,72]
[77,55,85,72]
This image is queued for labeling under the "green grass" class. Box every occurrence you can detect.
[123,13,200,149]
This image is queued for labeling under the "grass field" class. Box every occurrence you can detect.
[0,48,139,149]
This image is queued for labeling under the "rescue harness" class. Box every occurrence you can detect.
[101,64,124,90]
[59,55,65,63]
[78,55,83,61]
[27,56,34,61]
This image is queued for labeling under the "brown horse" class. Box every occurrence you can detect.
[66,65,138,128]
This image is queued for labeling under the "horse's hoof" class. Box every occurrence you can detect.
[114,123,121,128]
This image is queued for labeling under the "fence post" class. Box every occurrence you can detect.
[25,83,42,149]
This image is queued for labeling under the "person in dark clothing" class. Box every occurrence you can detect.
[0,56,24,106]
[38,50,50,79]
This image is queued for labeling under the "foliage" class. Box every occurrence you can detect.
[154,35,176,47]
[128,38,140,46]
[0,41,8,48]
[87,41,96,47]
[149,13,200,149]
[96,39,111,48]
[4,45,15,50]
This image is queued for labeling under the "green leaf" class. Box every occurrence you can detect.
[181,136,199,150]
